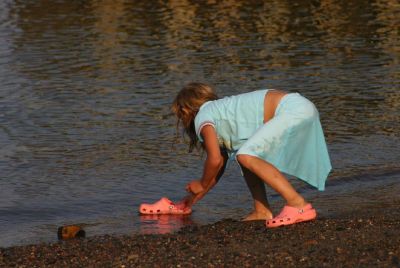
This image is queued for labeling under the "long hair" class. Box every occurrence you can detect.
[172,83,218,152]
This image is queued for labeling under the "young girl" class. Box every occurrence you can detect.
[172,82,331,227]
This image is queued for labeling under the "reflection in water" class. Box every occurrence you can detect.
[373,0,400,131]
[139,214,194,235]
[374,0,400,67]
[256,1,292,69]
[91,0,128,72]
[0,0,399,247]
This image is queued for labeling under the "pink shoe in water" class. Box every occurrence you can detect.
[266,204,317,228]
[139,197,192,215]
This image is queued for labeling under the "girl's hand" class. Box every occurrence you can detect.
[186,180,204,195]
[176,196,192,210]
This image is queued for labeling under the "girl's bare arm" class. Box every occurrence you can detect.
[185,125,227,206]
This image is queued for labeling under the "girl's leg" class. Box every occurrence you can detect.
[240,165,273,221]
[237,154,307,209]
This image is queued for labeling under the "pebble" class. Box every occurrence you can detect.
[127,254,138,260]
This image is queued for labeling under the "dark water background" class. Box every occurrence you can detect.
[0,0,399,247]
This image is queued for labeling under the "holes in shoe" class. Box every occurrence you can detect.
[280,219,284,222]
[150,210,153,213]
[157,210,160,212]
[142,208,146,211]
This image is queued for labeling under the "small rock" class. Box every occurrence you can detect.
[304,239,318,246]
[392,256,399,266]
[300,256,308,262]
[57,225,85,240]
[127,254,139,261]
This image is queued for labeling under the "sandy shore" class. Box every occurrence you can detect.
[1,206,399,268]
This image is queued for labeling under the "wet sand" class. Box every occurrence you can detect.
[1,205,399,268]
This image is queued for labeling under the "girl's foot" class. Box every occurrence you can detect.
[287,197,308,209]
[242,210,273,221]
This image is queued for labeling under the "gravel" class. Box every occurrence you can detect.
[1,207,399,267]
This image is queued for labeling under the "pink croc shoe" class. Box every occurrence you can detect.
[139,197,192,215]
[266,204,317,228]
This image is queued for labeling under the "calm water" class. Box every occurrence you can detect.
[0,0,399,247]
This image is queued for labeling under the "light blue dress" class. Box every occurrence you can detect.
[194,90,332,190]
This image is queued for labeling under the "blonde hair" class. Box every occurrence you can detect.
[172,82,218,152]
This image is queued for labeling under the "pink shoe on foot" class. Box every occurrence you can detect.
[139,197,192,215]
[266,204,316,228]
